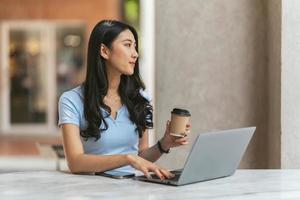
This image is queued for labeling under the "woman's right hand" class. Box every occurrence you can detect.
[127,154,174,180]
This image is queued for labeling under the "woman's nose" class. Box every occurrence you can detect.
[132,49,138,58]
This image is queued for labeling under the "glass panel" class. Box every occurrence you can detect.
[56,26,85,95]
[122,0,140,51]
[56,26,85,122]
[123,0,140,29]
[9,29,47,123]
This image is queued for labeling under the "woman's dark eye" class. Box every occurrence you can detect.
[125,43,131,47]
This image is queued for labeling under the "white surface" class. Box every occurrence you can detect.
[282,0,300,168]
[0,157,57,172]
[0,156,67,173]
[140,0,156,146]
[1,170,300,199]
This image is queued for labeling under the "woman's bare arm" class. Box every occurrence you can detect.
[138,121,190,162]
[61,124,173,179]
[138,130,163,162]
[62,124,131,173]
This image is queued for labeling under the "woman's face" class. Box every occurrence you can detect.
[104,29,138,76]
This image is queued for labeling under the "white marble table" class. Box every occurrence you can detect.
[1,170,300,200]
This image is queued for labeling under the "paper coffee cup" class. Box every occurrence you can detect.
[169,108,191,137]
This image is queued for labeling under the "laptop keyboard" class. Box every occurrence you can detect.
[150,169,182,181]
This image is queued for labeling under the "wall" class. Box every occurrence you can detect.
[266,0,281,168]
[281,0,300,168]
[0,0,121,35]
[155,0,269,169]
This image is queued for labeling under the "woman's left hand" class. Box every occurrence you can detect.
[160,120,191,151]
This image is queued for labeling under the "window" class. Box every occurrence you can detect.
[0,21,86,135]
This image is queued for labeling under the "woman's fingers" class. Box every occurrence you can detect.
[186,123,191,132]
[147,163,164,180]
[154,168,164,180]
[175,137,188,143]
[148,163,173,180]
[181,141,189,145]
[159,168,174,179]
[153,168,174,180]
[141,167,151,179]
[175,136,189,145]
[167,120,170,127]
[134,157,175,180]
[166,120,171,132]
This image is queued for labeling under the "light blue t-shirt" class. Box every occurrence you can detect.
[58,85,152,175]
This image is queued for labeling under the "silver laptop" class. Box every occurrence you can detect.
[134,127,256,186]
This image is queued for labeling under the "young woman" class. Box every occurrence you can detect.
[58,20,190,180]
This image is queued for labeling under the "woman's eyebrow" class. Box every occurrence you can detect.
[122,39,136,44]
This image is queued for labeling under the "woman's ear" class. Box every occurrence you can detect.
[100,44,110,59]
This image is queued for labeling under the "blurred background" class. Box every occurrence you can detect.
[0,0,144,172]
[1,0,300,173]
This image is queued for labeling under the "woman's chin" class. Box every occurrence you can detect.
[122,69,134,76]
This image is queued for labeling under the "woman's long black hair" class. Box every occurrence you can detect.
[81,20,153,141]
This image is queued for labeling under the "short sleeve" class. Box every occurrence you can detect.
[58,94,81,127]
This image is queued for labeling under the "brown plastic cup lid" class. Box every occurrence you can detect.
[171,108,191,116]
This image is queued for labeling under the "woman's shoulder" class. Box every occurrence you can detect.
[59,85,84,105]
[139,89,152,102]
[58,85,84,127]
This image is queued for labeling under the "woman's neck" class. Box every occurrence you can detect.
[106,64,121,96]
